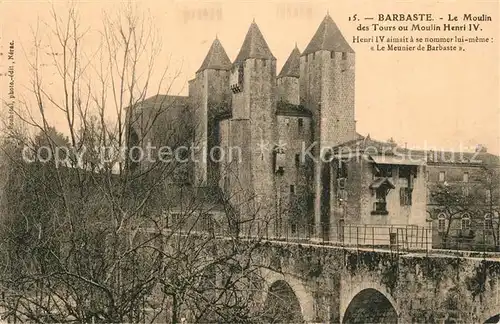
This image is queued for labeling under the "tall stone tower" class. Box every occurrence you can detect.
[277,45,301,105]
[190,38,232,187]
[228,21,278,229]
[300,14,356,237]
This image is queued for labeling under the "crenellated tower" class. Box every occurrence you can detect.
[225,21,278,227]
[276,45,315,236]
[300,14,356,237]
[189,37,232,187]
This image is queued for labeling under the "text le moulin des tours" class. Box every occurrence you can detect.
[349,13,493,52]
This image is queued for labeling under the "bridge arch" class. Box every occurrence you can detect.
[484,313,500,323]
[259,268,315,322]
[342,288,398,323]
[340,281,399,324]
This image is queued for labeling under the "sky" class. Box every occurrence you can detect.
[0,0,499,154]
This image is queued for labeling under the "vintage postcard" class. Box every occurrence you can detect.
[0,0,498,323]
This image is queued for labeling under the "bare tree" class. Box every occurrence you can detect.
[0,4,286,323]
[429,166,500,250]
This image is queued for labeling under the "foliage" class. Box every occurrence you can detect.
[430,166,500,249]
[0,4,277,323]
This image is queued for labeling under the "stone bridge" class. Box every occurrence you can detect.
[250,240,500,324]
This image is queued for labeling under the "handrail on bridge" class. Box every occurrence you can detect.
[140,221,500,256]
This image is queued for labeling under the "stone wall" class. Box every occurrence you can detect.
[330,157,428,237]
[205,69,230,186]
[300,49,356,238]
[277,76,300,105]
[276,114,313,233]
[250,241,500,324]
[229,58,278,226]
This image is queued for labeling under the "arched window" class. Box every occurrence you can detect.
[461,213,471,230]
[437,213,447,232]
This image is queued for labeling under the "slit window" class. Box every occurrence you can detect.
[290,185,295,193]
[238,64,244,85]
[461,214,471,230]
[298,118,304,134]
[437,213,446,232]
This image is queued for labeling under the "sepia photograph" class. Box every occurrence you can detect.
[0,0,498,323]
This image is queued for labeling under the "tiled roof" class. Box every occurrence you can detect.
[278,46,300,78]
[131,95,192,144]
[137,95,190,108]
[332,134,500,167]
[302,14,354,56]
[403,149,500,166]
[233,21,275,64]
[332,136,395,154]
[197,38,232,73]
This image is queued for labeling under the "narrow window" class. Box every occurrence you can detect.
[290,185,295,193]
[400,187,412,206]
[438,171,445,182]
[312,53,315,60]
[372,188,388,214]
[339,161,348,179]
[341,52,348,72]
[330,51,334,59]
[337,178,346,190]
[463,172,469,183]
[461,214,471,230]
[238,64,244,86]
[298,118,304,134]
[438,213,446,232]
[295,153,300,167]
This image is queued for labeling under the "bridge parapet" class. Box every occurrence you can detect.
[250,240,500,323]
